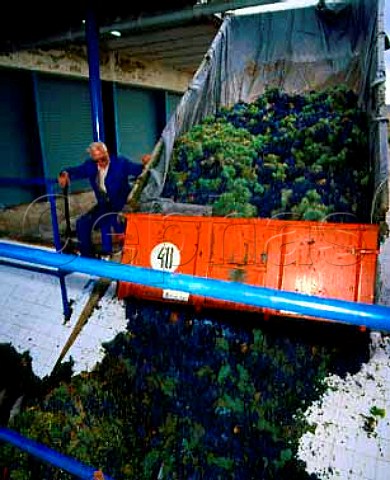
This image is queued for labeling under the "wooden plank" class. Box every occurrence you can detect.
[51,278,112,374]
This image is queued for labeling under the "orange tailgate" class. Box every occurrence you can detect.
[117,214,379,315]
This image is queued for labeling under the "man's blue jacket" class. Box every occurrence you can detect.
[63,155,143,212]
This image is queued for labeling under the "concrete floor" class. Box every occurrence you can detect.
[296,236,390,479]
[0,241,127,378]
[297,334,390,480]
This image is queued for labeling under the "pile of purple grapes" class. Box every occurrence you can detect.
[164,86,372,222]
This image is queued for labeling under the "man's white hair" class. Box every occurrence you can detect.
[87,141,108,154]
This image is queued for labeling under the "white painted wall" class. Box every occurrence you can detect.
[0,48,192,94]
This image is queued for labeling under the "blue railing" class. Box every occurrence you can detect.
[0,176,72,321]
[1,241,390,332]
[0,427,114,480]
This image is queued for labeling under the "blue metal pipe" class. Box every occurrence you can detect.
[31,74,73,321]
[0,254,72,321]
[46,185,72,320]
[0,259,65,277]
[86,4,105,142]
[1,241,390,332]
[0,174,72,320]
[0,427,114,480]
[46,183,62,252]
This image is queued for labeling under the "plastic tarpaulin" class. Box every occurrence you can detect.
[142,0,389,222]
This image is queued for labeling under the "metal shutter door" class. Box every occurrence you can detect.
[35,73,93,190]
[0,69,37,206]
[115,85,158,164]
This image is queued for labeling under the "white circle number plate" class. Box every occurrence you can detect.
[150,242,181,272]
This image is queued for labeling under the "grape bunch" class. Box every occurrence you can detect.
[2,302,369,480]
[163,86,372,222]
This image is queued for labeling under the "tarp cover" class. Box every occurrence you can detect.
[142,0,388,221]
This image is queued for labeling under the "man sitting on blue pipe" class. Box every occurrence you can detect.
[58,141,149,258]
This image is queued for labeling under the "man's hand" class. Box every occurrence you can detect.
[141,154,152,168]
[58,171,70,188]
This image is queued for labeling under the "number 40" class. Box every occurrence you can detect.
[157,245,174,270]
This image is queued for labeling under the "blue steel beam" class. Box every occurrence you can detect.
[27,78,73,321]
[0,427,114,480]
[86,3,105,142]
[0,176,72,321]
[0,259,63,277]
[45,183,72,321]
[0,241,390,332]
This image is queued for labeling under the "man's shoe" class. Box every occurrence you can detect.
[99,253,112,261]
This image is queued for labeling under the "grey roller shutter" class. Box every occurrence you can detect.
[115,85,159,164]
[0,68,37,206]
[35,73,93,190]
